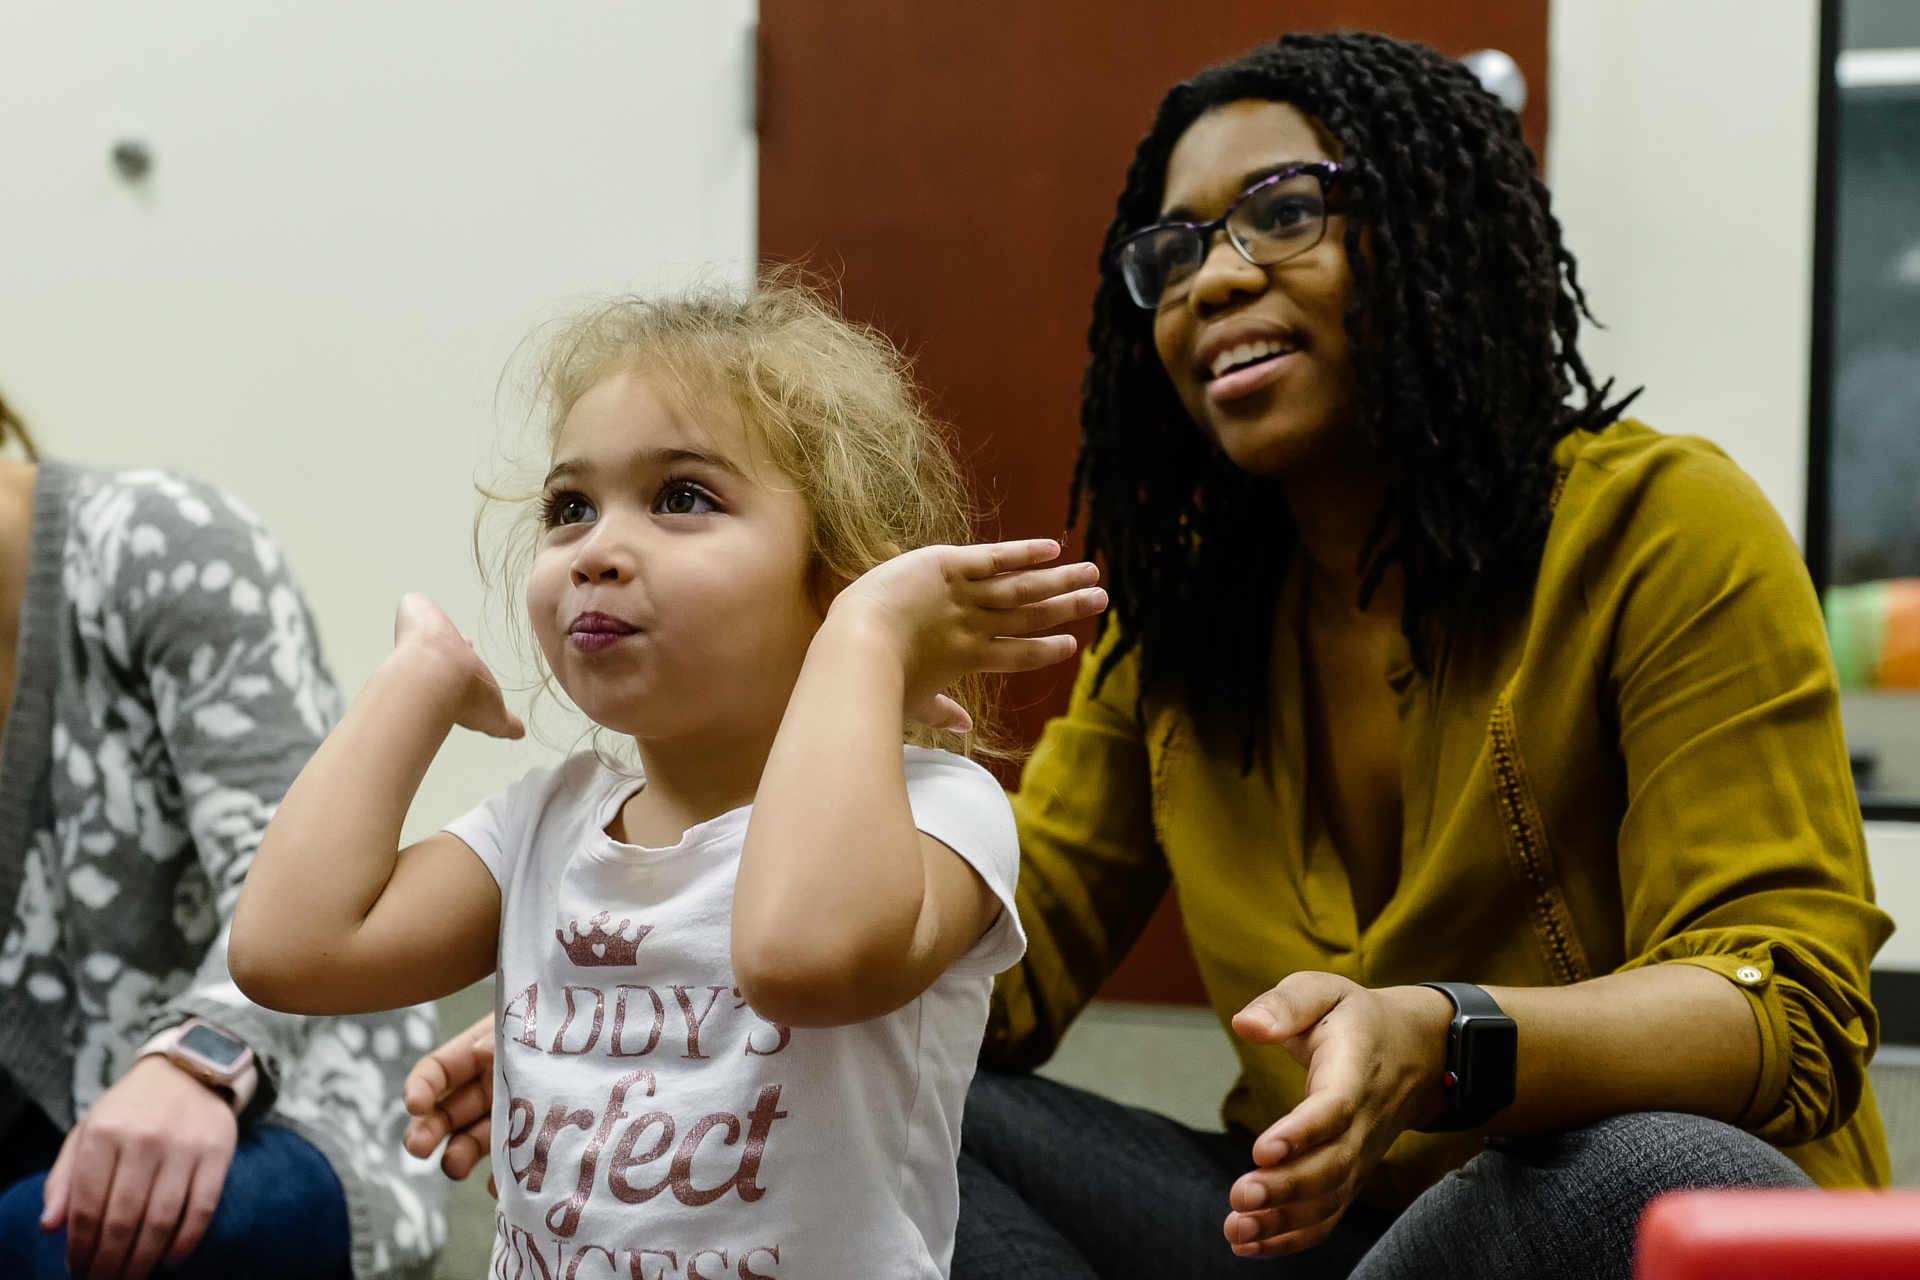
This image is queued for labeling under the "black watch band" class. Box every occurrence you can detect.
[1415,982,1517,1133]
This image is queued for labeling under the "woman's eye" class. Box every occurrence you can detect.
[1251,194,1322,235]
[657,483,717,516]
[545,493,596,527]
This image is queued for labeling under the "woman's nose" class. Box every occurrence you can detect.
[1188,229,1267,314]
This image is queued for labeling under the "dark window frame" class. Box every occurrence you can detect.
[1810,0,1920,822]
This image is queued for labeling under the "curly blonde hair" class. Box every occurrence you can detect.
[481,272,999,753]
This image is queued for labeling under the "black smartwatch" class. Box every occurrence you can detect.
[1414,982,1517,1133]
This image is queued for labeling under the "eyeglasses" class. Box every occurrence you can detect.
[1112,162,1346,310]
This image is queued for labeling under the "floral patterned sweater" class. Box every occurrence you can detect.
[0,463,447,1279]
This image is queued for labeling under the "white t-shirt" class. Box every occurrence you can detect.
[445,746,1025,1280]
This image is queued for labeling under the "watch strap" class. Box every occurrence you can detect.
[1415,982,1517,1133]
[1421,981,1508,1021]
[135,1020,258,1116]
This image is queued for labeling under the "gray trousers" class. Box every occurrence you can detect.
[954,1071,1812,1280]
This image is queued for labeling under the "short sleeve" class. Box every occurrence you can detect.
[443,762,570,890]
[903,746,1025,977]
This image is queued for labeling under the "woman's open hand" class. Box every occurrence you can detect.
[404,1012,497,1196]
[827,539,1106,732]
[1225,974,1453,1257]
[392,593,524,740]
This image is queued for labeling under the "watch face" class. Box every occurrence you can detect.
[1462,1020,1518,1105]
[179,1023,247,1069]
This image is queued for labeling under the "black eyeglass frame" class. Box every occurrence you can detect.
[1111,161,1349,310]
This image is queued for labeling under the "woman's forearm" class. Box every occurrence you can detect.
[1372,963,1762,1136]
[229,639,465,1003]
[1483,962,1761,1133]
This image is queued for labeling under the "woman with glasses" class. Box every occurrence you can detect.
[956,29,1888,1280]
[403,29,1890,1280]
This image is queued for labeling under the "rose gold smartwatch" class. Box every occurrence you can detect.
[136,1018,259,1116]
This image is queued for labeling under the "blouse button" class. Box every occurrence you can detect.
[1736,965,1765,985]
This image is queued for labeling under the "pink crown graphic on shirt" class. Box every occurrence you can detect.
[555,911,652,966]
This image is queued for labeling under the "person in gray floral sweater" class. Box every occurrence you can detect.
[0,394,446,1280]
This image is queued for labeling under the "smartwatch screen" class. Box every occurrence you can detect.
[1465,1019,1518,1103]
[179,1023,247,1068]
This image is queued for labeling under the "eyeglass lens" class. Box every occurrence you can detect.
[1119,171,1330,309]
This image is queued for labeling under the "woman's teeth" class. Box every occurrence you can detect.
[1210,339,1292,379]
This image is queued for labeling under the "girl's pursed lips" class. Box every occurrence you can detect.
[568,610,639,653]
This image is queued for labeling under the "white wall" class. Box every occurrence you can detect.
[1870,823,1920,971]
[0,2,758,840]
[1549,2,1920,966]
[1548,0,1821,545]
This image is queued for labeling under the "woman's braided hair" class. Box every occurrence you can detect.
[1073,31,1633,755]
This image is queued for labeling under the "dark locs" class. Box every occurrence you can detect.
[1072,30,1634,759]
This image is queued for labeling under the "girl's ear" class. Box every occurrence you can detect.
[806,545,899,615]
[805,560,853,618]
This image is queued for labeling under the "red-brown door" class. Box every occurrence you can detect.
[758,2,1548,1004]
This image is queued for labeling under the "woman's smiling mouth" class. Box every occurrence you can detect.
[568,611,639,653]
[1196,325,1304,403]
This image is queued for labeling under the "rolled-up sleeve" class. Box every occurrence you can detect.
[1595,440,1892,1146]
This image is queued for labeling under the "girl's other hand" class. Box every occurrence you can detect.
[1223,974,1452,1257]
[392,593,525,740]
[829,539,1107,732]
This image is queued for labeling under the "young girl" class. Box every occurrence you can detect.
[228,281,1105,1279]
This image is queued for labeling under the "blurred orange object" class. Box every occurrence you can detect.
[1882,579,1920,687]
[1634,1188,1920,1279]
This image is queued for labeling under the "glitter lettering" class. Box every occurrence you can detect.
[630,1251,678,1280]
[503,983,540,1048]
[610,985,666,1057]
[565,1245,619,1280]
[546,1070,654,1238]
[672,985,729,1059]
[670,1111,744,1206]
[552,986,607,1056]
[737,1246,780,1280]
[522,1101,593,1193]
[607,1111,676,1204]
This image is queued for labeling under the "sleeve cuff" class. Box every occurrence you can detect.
[1624,931,1874,1145]
[1659,952,1790,1130]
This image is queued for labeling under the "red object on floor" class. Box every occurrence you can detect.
[1635,1188,1920,1279]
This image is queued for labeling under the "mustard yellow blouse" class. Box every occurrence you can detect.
[986,420,1892,1209]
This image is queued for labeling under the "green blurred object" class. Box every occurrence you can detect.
[1826,579,1920,689]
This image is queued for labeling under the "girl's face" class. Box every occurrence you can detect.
[527,371,823,744]
[1151,99,1359,480]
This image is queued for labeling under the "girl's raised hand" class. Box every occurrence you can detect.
[827,538,1106,732]
[392,593,526,740]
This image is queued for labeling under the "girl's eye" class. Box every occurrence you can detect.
[543,493,597,527]
[656,483,718,516]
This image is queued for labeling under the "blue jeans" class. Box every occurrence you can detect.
[0,1112,351,1280]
